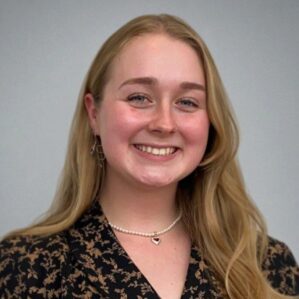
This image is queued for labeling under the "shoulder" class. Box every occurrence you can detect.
[262,236,299,296]
[0,232,69,298]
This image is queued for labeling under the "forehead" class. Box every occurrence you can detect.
[106,33,205,85]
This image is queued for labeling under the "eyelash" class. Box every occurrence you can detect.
[126,94,152,108]
[177,98,199,109]
[127,94,150,103]
[126,93,200,111]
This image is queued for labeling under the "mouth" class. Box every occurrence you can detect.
[134,144,178,156]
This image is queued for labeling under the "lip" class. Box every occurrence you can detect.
[132,143,180,161]
[134,143,180,148]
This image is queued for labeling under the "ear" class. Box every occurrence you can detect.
[84,93,100,135]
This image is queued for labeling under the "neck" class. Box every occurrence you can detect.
[99,171,179,232]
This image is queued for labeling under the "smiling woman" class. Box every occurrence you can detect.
[85,33,209,190]
[0,14,298,299]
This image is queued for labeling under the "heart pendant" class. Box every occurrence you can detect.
[151,237,161,245]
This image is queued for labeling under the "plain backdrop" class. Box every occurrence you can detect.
[0,1,298,260]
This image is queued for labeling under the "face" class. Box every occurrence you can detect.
[86,34,209,189]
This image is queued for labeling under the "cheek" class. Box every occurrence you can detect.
[181,114,210,146]
[99,103,146,143]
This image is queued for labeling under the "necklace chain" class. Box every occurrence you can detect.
[108,211,182,238]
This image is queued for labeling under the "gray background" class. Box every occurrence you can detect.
[1,1,298,260]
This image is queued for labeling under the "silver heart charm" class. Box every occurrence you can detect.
[151,237,161,245]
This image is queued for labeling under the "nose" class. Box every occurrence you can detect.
[148,103,177,134]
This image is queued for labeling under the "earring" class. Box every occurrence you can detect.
[90,136,105,168]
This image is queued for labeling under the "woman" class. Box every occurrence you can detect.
[0,14,298,299]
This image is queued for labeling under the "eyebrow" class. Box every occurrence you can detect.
[119,76,205,91]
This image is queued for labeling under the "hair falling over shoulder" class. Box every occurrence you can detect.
[5,14,296,299]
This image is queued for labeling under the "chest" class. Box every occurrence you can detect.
[63,214,224,298]
[115,231,191,299]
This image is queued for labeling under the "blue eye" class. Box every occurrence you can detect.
[128,94,148,103]
[180,99,197,106]
[127,93,152,107]
[177,98,199,111]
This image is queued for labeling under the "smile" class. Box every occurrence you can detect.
[134,145,177,156]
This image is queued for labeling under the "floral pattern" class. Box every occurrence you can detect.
[0,201,298,298]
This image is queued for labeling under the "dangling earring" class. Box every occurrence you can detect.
[90,135,105,168]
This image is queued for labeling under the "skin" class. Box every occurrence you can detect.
[85,33,210,299]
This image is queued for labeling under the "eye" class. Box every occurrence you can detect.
[176,98,199,112]
[126,93,152,107]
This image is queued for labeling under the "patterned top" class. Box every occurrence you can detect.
[0,201,298,298]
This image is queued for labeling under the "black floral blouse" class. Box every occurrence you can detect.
[0,201,298,298]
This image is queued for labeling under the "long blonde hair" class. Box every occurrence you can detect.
[6,14,294,299]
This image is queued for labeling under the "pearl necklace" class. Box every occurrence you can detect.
[108,212,182,245]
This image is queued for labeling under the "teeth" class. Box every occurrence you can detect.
[135,145,176,156]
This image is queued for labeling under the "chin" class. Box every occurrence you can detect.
[138,174,176,188]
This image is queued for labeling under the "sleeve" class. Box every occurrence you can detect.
[0,234,68,298]
[262,237,299,296]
